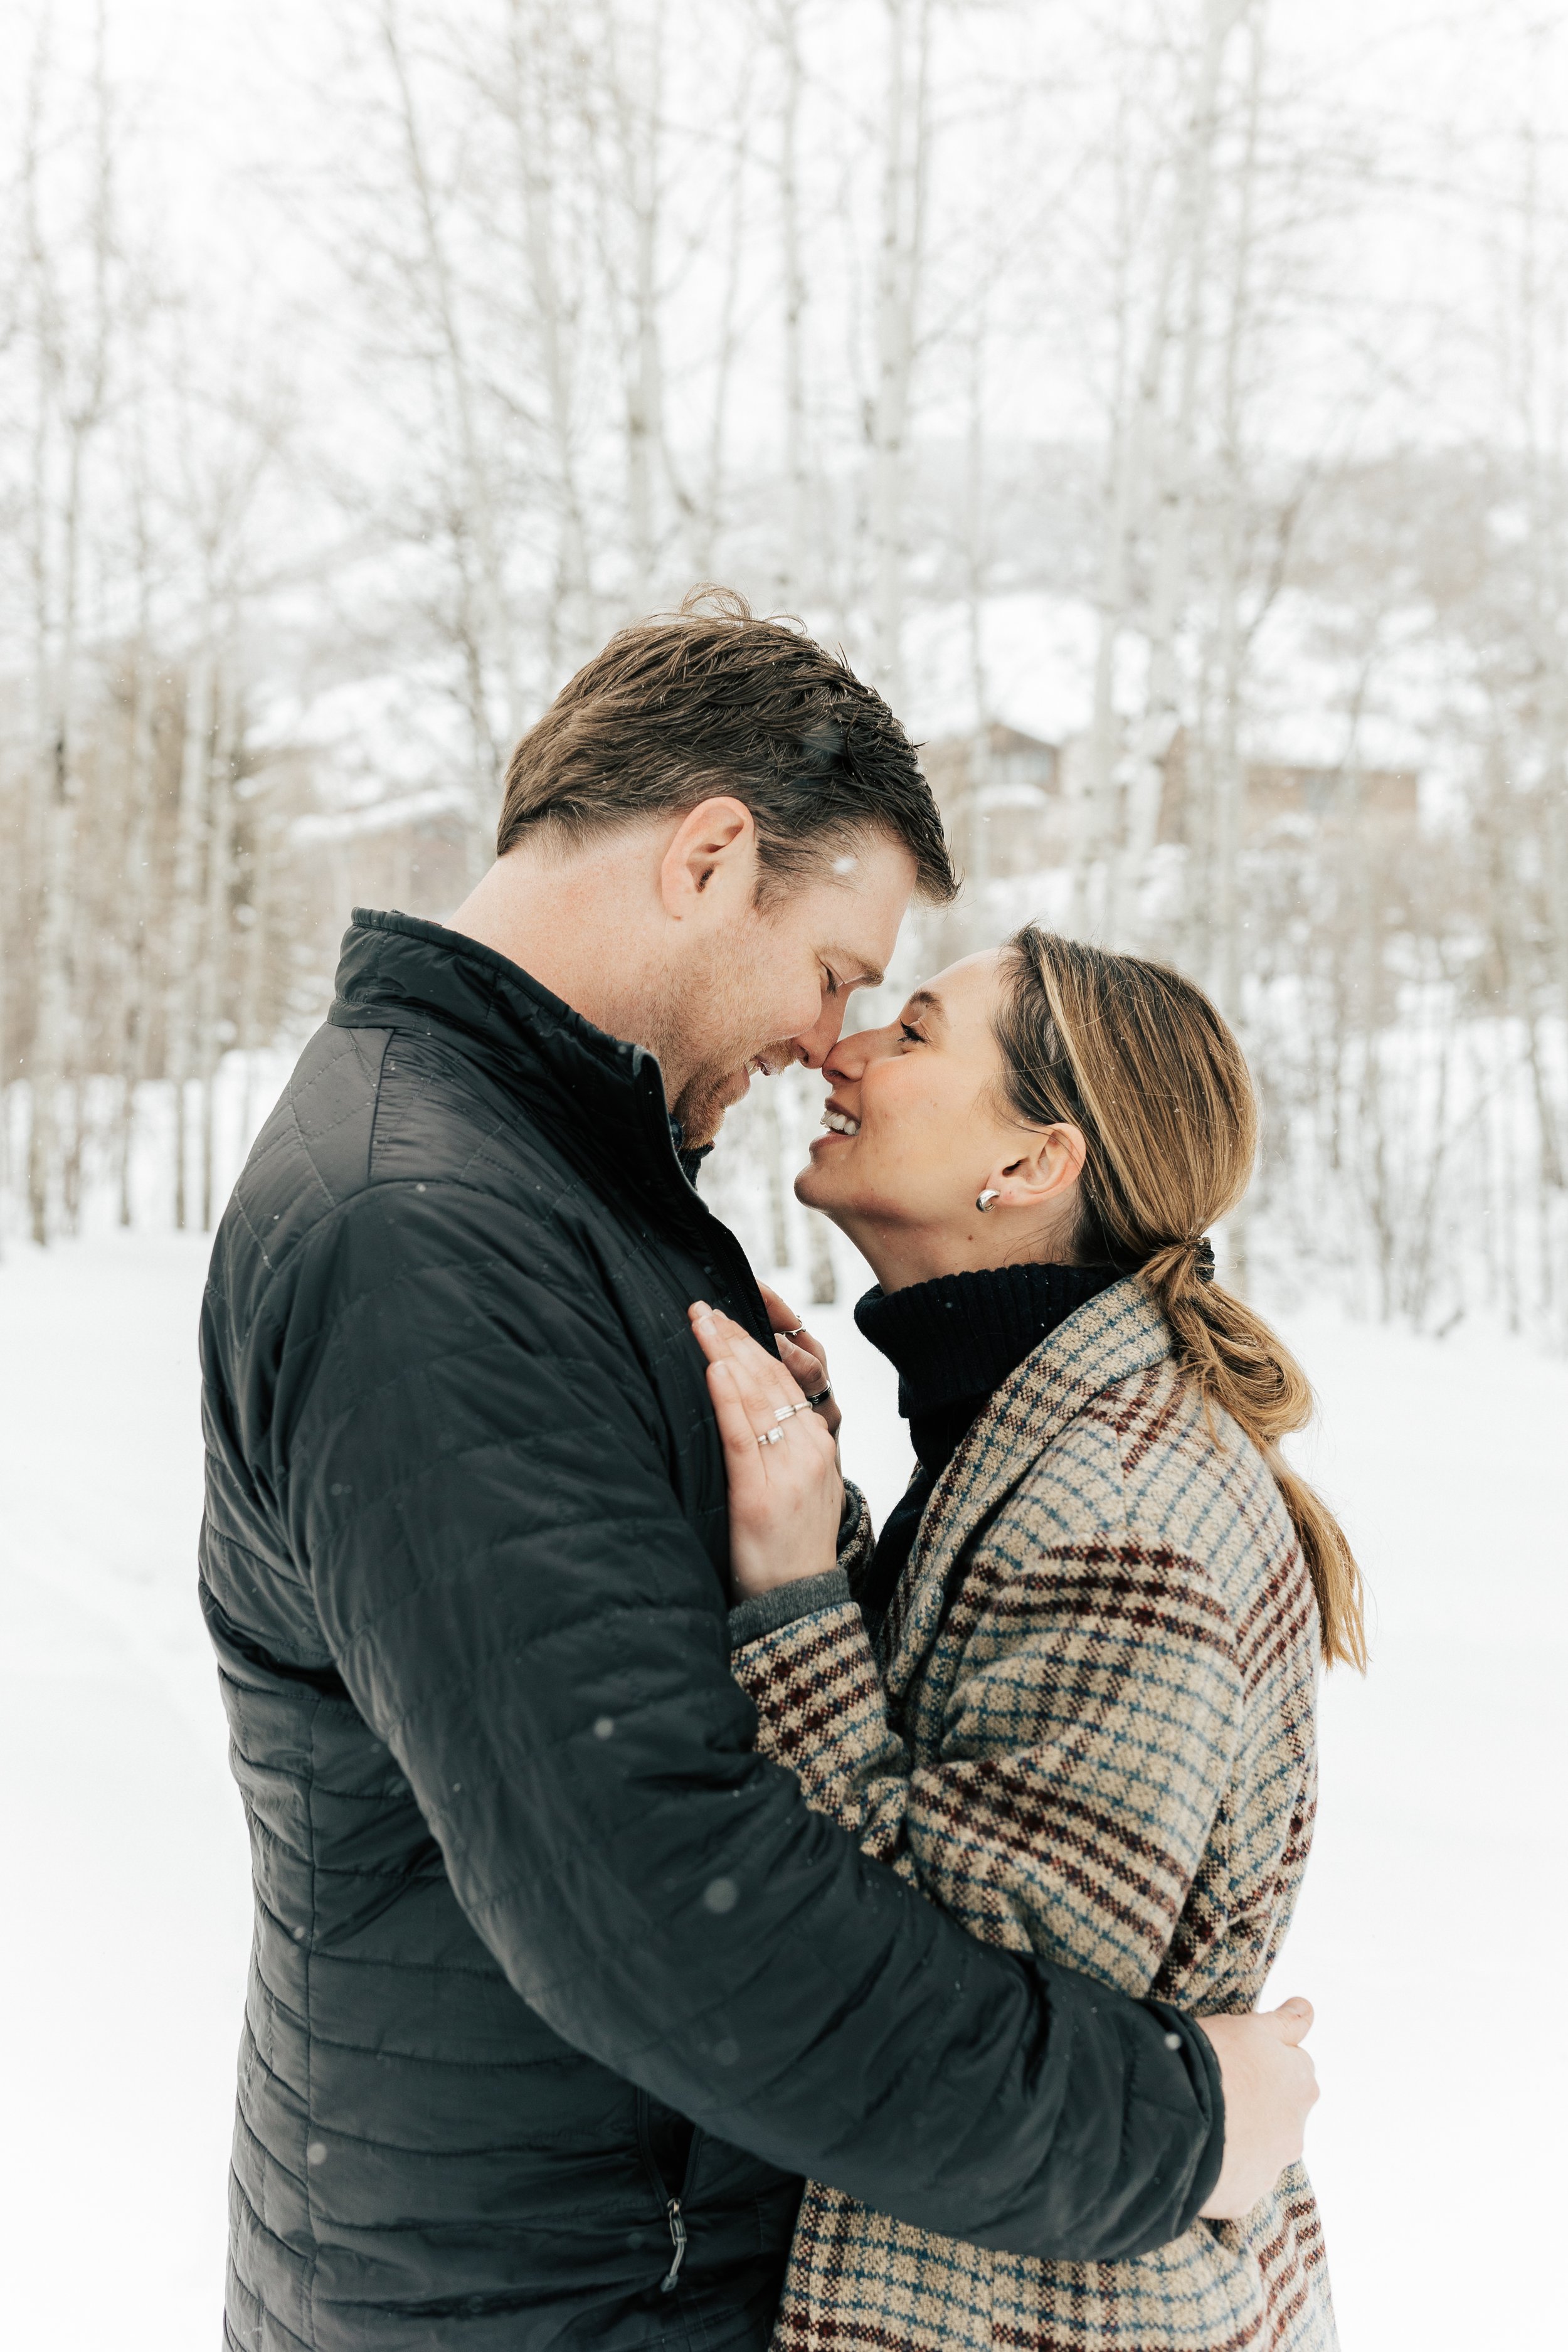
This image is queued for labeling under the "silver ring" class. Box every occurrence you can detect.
[755,1426,783,1447]
[772,1401,813,1423]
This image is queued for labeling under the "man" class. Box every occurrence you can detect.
[202,596,1317,2352]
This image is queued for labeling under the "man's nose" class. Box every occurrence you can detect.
[791,997,850,1071]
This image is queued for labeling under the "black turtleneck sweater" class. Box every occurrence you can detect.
[854,1261,1123,1631]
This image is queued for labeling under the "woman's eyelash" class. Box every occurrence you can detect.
[899,1022,924,1044]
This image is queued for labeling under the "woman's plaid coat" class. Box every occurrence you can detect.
[731,1276,1337,2352]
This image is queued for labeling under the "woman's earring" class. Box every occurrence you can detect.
[976,1189,1000,1213]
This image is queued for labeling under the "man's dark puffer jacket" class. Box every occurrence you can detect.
[200,911,1224,2352]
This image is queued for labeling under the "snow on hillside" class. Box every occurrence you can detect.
[1,1231,1562,2348]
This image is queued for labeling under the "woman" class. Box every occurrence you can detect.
[689,926,1362,2352]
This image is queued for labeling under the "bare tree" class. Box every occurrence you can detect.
[866,0,933,707]
[19,7,124,1242]
[501,0,600,673]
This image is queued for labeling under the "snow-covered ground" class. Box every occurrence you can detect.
[2,1230,1564,2348]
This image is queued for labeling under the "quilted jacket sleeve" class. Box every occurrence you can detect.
[249,1180,1224,2263]
[731,1499,1242,2000]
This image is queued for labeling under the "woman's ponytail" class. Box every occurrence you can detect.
[995,926,1367,1670]
[1140,1246,1367,1670]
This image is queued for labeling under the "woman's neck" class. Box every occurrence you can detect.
[840,1213,1081,1296]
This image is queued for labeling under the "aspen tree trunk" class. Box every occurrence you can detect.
[237,803,275,1150]
[114,646,157,1227]
[867,0,933,709]
[27,388,100,1243]
[21,12,117,1242]
[963,302,991,736]
[806,1209,837,1306]
[381,0,514,869]
[27,624,78,1244]
[1075,78,1143,938]
[199,710,237,1230]
[246,792,277,1051]
[1110,0,1248,944]
[596,0,670,614]
[960,307,994,946]
[627,186,664,614]
[506,0,596,671]
[756,1088,792,1271]
[1206,8,1264,1022]
[166,655,213,1231]
[694,95,751,585]
[775,0,809,608]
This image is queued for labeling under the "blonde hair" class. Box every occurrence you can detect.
[995,925,1366,1670]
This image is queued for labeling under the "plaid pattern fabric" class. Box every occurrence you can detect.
[733,1278,1335,2352]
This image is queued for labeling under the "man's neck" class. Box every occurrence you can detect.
[450,842,679,1080]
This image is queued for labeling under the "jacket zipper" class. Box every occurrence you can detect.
[660,2196,687,2292]
[635,2089,695,2295]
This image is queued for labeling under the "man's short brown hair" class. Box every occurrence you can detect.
[495,588,957,904]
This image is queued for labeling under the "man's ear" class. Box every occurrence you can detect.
[657,797,758,916]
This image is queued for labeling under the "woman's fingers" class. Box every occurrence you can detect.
[688,1300,842,1440]
[776,1332,825,1390]
[758,1281,828,1375]
[698,1311,844,1603]
[689,1294,833,1400]
[757,1281,801,1333]
[694,1315,787,1441]
[699,1316,832,1468]
[714,1320,801,1430]
[706,1358,755,1451]
[692,1308,807,1412]
[706,1360,769,1491]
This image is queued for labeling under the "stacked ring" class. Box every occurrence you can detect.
[756,1399,814,1445]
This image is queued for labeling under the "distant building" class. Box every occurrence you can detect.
[922,720,1421,886]
[921,724,1065,879]
[1158,728,1419,845]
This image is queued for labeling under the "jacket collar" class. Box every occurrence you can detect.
[327,908,713,1252]
[880,1275,1172,1698]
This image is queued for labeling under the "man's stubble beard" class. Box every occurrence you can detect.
[670,1034,795,1150]
[662,932,792,1152]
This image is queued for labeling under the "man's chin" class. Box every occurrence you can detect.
[672,1069,749,1152]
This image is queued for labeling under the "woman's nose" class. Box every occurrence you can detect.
[822,1027,874,1084]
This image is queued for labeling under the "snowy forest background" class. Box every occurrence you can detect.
[4,9,1568,2351]
[4,0,1567,1345]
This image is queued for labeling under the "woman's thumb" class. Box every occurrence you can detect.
[1270,1996,1315,2044]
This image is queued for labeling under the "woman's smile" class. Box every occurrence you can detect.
[813,1099,861,1145]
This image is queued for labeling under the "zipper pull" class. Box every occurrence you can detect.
[659,2197,687,2293]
